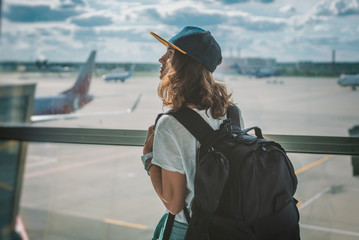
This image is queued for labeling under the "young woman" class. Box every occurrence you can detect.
[142,26,244,240]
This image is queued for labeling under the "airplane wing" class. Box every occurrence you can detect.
[31,93,142,123]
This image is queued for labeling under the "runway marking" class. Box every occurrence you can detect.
[0,182,13,191]
[295,156,332,209]
[59,147,118,160]
[26,157,58,169]
[0,140,18,150]
[295,155,332,175]
[24,149,137,179]
[29,147,117,162]
[26,146,118,168]
[295,156,359,237]
[300,224,359,237]
[16,216,29,240]
[298,187,330,211]
[104,218,148,230]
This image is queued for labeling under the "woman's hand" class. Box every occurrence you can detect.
[143,125,155,155]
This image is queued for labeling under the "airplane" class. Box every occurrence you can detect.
[215,62,242,75]
[254,68,281,78]
[338,74,359,90]
[102,64,135,82]
[31,51,141,122]
[35,59,72,73]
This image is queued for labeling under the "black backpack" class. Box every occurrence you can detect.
[161,105,300,240]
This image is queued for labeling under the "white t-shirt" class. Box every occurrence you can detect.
[152,108,244,224]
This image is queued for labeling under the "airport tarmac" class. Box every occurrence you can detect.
[1,72,359,239]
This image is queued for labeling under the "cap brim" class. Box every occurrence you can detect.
[150,31,187,55]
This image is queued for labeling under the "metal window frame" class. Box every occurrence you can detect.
[1,125,359,155]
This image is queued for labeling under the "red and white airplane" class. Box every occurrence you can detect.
[31,50,141,122]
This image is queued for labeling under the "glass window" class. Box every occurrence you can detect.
[16,144,359,240]
[1,1,358,239]
[21,143,164,240]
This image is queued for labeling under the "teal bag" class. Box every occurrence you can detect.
[152,212,169,240]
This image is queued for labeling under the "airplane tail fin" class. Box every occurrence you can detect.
[129,64,136,76]
[62,50,96,95]
[127,93,142,113]
[130,64,136,71]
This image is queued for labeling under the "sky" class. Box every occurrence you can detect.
[0,0,359,63]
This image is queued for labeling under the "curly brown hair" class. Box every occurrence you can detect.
[158,50,233,119]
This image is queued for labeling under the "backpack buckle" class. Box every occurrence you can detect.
[223,119,232,132]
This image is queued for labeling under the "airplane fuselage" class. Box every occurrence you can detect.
[104,74,129,82]
[103,73,131,82]
[33,93,93,115]
[103,65,135,82]
[30,50,96,121]
[338,74,359,90]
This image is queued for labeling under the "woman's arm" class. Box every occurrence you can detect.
[143,125,187,215]
[149,165,186,215]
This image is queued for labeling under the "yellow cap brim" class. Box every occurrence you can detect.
[150,31,187,55]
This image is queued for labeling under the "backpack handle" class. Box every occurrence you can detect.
[227,104,241,128]
[244,126,263,139]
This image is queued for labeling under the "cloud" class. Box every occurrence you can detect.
[346,38,359,49]
[257,0,274,3]
[288,1,357,29]
[314,2,334,16]
[71,15,113,27]
[245,19,286,31]
[36,28,53,37]
[291,35,359,52]
[279,4,296,14]
[135,6,287,31]
[59,0,86,9]
[52,27,72,36]
[164,8,227,26]
[305,36,340,45]
[74,28,98,42]
[135,7,226,26]
[230,13,287,31]
[2,0,357,62]
[290,13,325,30]
[314,0,359,17]
[215,0,274,3]
[72,27,150,44]
[217,0,249,4]
[214,27,255,52]
[99,29,149,42]
[331,0,359,16]
[1,32,19,47]
[4,4,82,22]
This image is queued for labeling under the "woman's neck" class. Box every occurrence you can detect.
[186,104,198,109]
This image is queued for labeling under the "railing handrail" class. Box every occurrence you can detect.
[1,125,358,155]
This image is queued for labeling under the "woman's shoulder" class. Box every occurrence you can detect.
[155,113,184,132]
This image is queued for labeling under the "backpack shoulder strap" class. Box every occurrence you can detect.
[162,213,175,240]
[162,207,191,240]
[227,104,241,128]
[167,107,214,145]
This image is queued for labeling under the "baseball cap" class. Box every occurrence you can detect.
[150,26,222,72]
